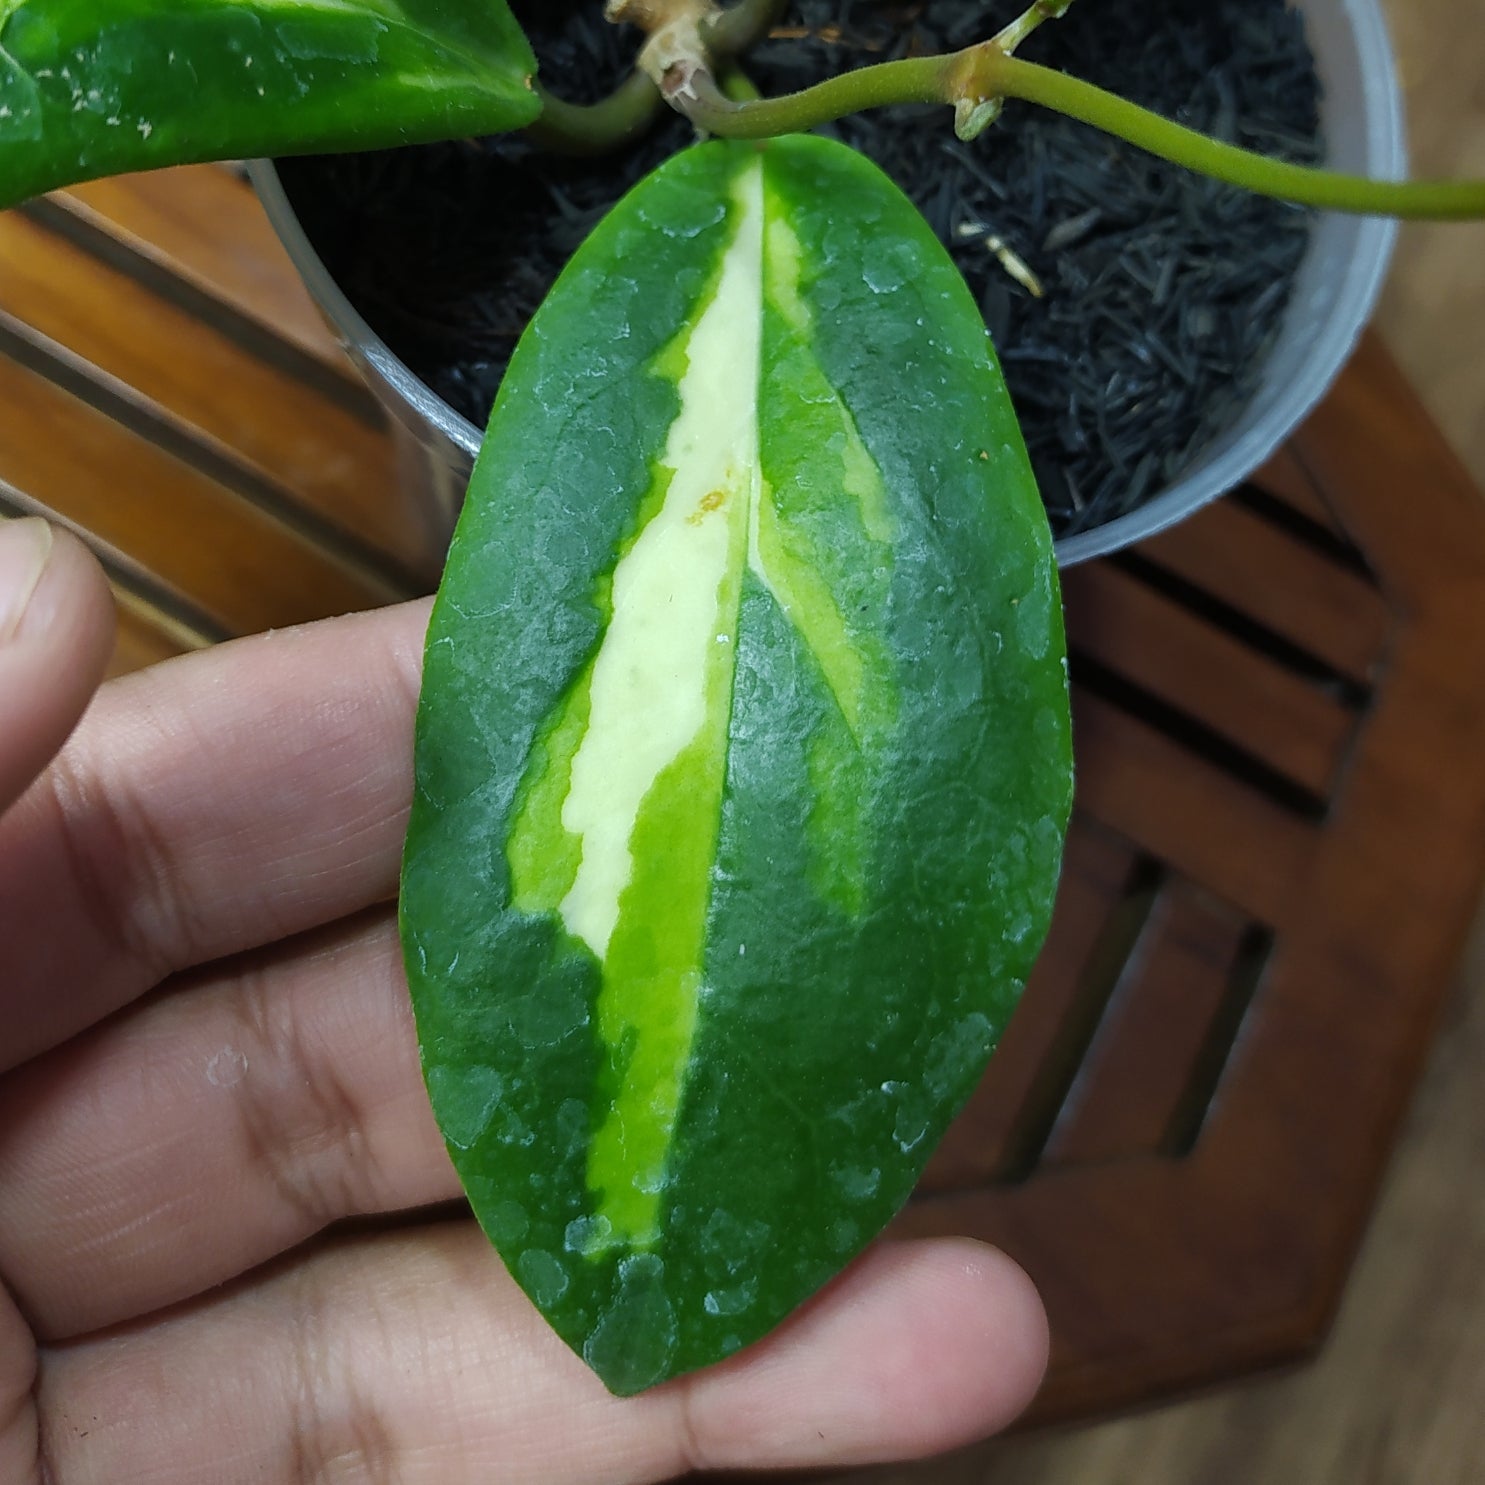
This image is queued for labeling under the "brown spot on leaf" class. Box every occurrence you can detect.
[688,489,728,525]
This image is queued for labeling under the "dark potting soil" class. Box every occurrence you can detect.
[277,0,1322,538]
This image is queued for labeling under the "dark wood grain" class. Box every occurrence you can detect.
[1255,447,1341,533]
[923,821,1145,1192]
[1039,883,1250,1166]
[1070,689,1317,928]
[109,599,195,678]
[897,333,1485,1427]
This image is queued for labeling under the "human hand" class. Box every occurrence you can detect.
[0,516,1048,1484]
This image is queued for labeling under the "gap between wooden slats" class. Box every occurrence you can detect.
[0,309,417,606]
[1232,481,1377,583]
[1041,883,1252,1167]
[1290,336,1485,597]
[1252,447,1349,537]
[1071,690,1316,930]
[0,355,386,637]
[1133,496,1392,687]
[922,819,1141,1194]
[1,479,217,677]
[110,595,196,678]
[47,166,352,379]
[1062,561,1357,804]
[0,211,430,590]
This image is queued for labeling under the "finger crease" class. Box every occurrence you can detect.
[289,1273,401,1485]
[45,747,182,987]
[0,1282,43,1485]
[233,970,374,1234]
[671,1380,713,1478]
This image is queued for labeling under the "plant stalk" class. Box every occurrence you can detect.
[993,0,1080,56]
[666,54,956,137]
[526,74,663,156]
[527,0,788,155]
[990,54,1485,221]
[704,0,792,55]
[667,40,1485,222]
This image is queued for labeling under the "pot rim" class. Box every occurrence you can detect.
[248,0,1405,568]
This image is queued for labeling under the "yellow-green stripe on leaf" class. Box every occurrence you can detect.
[510,161,763,1251]
[402,135,1073,1397]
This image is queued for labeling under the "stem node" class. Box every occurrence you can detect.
[548,1,1485,221]
[955,95,1002,142]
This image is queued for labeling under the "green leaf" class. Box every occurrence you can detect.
[401,135,1073,1395]
[0,0,536,209]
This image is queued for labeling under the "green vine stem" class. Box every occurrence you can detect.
[992,0,1080,56]
[991,55,1485,221]
[527,0,790,155]
[529,3,1485,220]
[527,73,663,156]
[704,0,792,56]
[665,44,1485,222]
[668,56,955,134]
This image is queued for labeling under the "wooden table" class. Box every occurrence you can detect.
[5,164,1485,1427]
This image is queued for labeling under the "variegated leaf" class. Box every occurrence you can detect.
[0,0,536,208]
[401,135,1073,1394]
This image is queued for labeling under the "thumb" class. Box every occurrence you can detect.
[0,517,116,815]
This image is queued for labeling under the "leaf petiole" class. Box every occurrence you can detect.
[525,0,1485,220]
[525,0,787,155]
[526,74,664,157]
[663,40,1485,222]
[988,54,1485,221]
[992,0,1082,58]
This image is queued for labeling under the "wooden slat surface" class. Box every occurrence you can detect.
[1041,884,1249,1167]
[0,210,412,565]
[50,166,352,374]
[0,353,385,635]
[109,597,196,678]
[901,332,1485,1427]
[923,821,1143,1192]
[6,166,1485,1439]
[1255,446,1347,535]
[1071,689,1316,929]
[1063,561,1357,800]
[1136,496,1390,685]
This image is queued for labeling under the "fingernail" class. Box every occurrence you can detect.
[0,518,55,644]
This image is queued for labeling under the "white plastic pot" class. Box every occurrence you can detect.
[249,0,1405,568]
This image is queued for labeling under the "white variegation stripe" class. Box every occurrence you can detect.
[557,160,764,961]
[508,153,898,1250]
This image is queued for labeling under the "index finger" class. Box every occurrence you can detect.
[0,520,115,814]
[1,598,431,1072]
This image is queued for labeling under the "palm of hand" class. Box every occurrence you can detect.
[0,521,1045,1484]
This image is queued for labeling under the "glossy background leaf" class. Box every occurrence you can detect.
[401,135,1073,1394]
[0,0,536,208]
